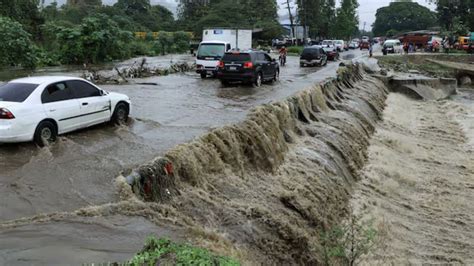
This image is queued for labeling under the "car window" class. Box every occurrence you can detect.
[302,48,319,56]
[0,83,38,102]
[264,54,272,62]
[67,80,100,99]
[257,53,266,61]
[42,82,73,103]
[222,53,251,62]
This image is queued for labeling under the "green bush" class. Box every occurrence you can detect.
[287,46,304,55]
[129,237,240,266]
[172,31,192,53]
[44,14,134,64]
[0,16,38,69]
[129,41,154,57]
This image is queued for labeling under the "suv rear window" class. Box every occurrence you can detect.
[222,53,251,62]
[302,48,320,56]
[0,83,38,102]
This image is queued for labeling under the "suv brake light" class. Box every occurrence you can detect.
[0,108,15,119]
[218,61,225,68]
[243,62,253,69]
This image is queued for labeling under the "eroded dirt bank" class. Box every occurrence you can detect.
[352,92,474,264]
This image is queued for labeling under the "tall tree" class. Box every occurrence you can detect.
[177,0,213,30]
[66,0,102,6]
[0,0,44,38]
[333,0,358,39]
[428,0,473,33]
[115,0,151,15]
[0,16,38,68]
[297,0,335,38]
[372,1,437,36]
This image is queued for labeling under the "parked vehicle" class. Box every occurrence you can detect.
[196,28,252,79]
[323,46,339,61]
[216,50,279,87]
[334,40,345,52]
[0,76,131,145]
[360,41,370,50]
[383,39,403,54]
[349,41,359,49]
[455,36,470,50]
[300,46,328,67]
[321,40,334,47]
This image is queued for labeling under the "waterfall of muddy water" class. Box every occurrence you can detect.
[0,64,389,264]
[352,89,474,264]
[122,64,389,263]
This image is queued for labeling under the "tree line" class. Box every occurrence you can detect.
[177,0,360,40]
[373,0,473,37]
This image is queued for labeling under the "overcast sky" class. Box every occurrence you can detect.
[46,0,435,30]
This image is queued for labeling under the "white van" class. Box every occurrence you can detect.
[383,39,403,54]
[196,29,252,78]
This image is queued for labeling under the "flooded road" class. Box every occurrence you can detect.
[0,50,366,264]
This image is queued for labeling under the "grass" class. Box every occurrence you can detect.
[128,237,240,266]
[287,46,304,55]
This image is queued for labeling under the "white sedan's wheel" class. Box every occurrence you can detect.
[112,102,129,125]
[34,121,57,147]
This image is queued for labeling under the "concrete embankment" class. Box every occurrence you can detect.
[126,64,389,263]
[388,74,457,100]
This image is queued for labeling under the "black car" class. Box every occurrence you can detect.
[216,51,279,87]
[300,46,327,67]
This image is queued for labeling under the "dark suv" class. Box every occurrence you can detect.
[300,46,327,67]
[216,51,279,87]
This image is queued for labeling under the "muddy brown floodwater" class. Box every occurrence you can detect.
[0,51,368,264]
[353,89,474,264]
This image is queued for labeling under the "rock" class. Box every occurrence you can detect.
[459,75,472,86]
[380,69,388,76]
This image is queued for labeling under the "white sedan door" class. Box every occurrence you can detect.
[41,82,82,134]
[66,80,111,127]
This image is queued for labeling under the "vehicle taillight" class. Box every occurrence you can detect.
[218,61,225,68]
[0,108,15,119]
[243,62,253,69]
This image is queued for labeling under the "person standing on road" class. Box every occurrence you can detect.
[369,43,373,57]
[443,37,450,54]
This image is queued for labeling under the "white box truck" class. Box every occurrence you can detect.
[196,28,252,78]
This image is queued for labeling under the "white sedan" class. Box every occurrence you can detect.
[0,76,131,146]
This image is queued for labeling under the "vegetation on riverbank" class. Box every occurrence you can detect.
[376,55,467,77]
[128,237,240,266]
[0,1,190,69]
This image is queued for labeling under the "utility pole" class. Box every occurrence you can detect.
[284,0,296,44]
